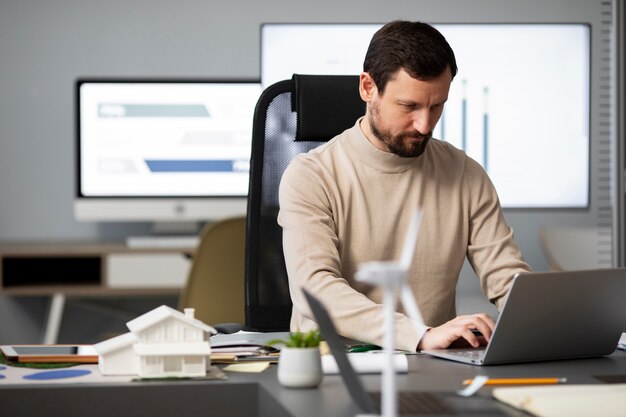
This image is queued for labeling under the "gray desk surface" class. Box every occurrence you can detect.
[1,350,625,417]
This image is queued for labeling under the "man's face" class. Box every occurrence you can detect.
[361,68,452,158]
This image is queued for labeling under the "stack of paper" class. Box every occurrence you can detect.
[210,345,279,363]
[210,332,284,363]
[493,384,626,417]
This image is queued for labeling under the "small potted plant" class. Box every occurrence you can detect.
[269,330,323,388]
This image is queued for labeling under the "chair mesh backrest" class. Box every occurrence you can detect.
[245,76,363,331]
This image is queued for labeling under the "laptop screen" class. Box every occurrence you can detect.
[303,288,377,413]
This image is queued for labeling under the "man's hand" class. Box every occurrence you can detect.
[417,313,496,350]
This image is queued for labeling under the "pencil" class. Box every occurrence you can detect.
[462,377,567,385]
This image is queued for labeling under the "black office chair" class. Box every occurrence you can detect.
[244,74,365,331]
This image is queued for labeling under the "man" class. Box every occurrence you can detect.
[278,21,530,352]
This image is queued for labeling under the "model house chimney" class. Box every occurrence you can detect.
[184,308,195,319]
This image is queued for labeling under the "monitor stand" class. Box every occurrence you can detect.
[126,222,202,249]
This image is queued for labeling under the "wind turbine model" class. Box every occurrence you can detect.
[355,211,426,417]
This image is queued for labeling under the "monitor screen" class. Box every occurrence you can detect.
[261,23,590,209]
[75,79,262,221]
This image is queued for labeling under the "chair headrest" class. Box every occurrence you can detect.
[292,74,366,142]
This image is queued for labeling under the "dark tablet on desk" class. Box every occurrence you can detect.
[0,345,98,363]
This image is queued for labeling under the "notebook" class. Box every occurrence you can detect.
[422,268,626,365]
[492,384,626,417]
[303,289,502,416]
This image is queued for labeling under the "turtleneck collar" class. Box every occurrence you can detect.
[342,117,425,173]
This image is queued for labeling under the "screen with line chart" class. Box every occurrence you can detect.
[262,24,590,208]
[75,80,262,221]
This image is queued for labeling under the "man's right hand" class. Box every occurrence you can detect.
[417,313,496,350]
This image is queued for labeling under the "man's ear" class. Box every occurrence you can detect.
[359,72,377,102]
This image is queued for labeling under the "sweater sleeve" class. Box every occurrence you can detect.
[278,156,427,352]
[464,157,532,309]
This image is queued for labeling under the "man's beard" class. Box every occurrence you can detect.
[369,104,432,158]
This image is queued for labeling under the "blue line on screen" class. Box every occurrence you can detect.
[461,80,467,152]
[145,160,246,173]
[483,86,489,172]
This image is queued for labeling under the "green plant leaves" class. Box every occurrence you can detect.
[268,329,321,348]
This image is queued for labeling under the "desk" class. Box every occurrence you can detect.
[1,351,624,416]
[0,242,194,344]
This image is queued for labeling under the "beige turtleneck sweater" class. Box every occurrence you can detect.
[278,119,530,351]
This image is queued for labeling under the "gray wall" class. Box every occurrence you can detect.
[0,0,615,343]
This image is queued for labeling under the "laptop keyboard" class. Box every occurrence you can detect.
[370,392,455,415]
[444,348,486,360]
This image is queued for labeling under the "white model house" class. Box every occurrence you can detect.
[94,332,139,375]
[94,305,216,378]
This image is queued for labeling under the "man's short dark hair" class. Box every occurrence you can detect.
[363,21,458,93]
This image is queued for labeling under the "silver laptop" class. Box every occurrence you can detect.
[302,288,503,416]
[422,268,626,365]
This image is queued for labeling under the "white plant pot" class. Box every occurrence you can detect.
[277,347,323,388]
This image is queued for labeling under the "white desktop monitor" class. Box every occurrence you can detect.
[261,23,590,209]
[75,79,262,222]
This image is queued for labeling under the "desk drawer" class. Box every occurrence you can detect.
[1,256,101,287]
[106,253,190,289]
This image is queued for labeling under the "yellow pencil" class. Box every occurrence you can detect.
[462,377,567,385]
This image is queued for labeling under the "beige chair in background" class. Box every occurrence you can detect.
[178,216,246,326]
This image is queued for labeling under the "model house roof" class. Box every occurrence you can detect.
[126,305,217,335]
[94,332,138,355]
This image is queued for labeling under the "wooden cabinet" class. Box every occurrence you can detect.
[0,242,193,295]
[0,242,195,344]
